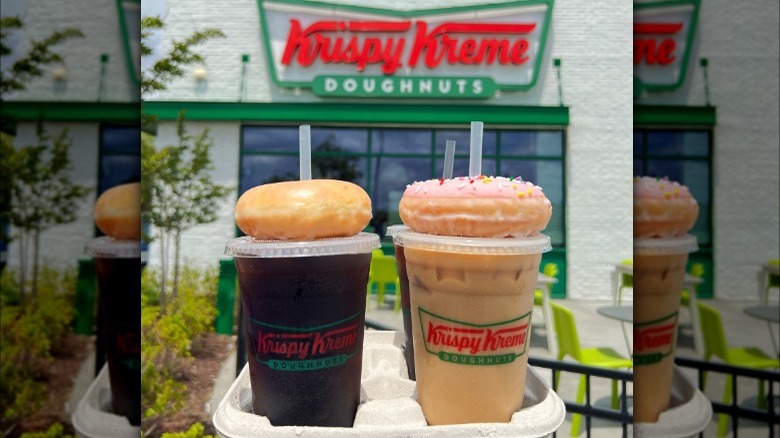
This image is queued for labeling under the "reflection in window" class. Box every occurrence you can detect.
[371,129,431,154]
[434,130,496,155]
[502,131,563,156]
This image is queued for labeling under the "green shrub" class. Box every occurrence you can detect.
[160,422,213,438]
[20,422,74,438]
[141,264,219,424]
[1,267,76,424]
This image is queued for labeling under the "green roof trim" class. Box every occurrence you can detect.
[634,105,716,126]
[1,102,140,122]
[142,101,569,125]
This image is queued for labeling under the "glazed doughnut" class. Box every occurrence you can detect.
[399,176,552,238]
[634,176,699,238]
[94,182,141,240]
[235,179,372,240]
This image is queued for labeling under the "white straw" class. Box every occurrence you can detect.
[443,140,456,179]
[299,124,311,180]
[469,121,483,178]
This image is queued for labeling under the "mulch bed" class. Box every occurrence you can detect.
[10,333,94,437]
[148,333,236,437]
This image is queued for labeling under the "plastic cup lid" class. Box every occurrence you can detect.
[634,234,698,255]
[84,236,141,258]
[394,230,551,255]
[386,224,408,238]
[225,232,380,258]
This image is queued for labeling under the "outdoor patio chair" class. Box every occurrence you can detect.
[550,302,633,436]
[367,251,401,312]
[616,258,633,305]
[534,262,559,306]
[681,263,705,307]
[697,301,780,436]
[763,258,779,304]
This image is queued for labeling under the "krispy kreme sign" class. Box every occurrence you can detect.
[418,307,531,365]
[258,0,553,98]
[634,0,700,94]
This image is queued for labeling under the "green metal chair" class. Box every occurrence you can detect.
[697,302,780,436]
[534,262,559,306]
[550,302,633,436]
[764,258,780,304]
[681,263,705,306]
[616,259,633,304]
[367,251,401,312]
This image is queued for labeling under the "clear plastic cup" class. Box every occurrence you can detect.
[84,237,141,426]
[633,234,699,423]
[387,225,415,380]
[395,230,551,425]
[225,232,379,427]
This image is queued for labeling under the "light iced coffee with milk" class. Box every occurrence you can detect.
[633,176,699,423]
[396,175,552,425]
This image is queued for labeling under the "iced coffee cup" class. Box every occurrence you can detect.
[397,231,551,424]
[633,235,698,422]
[227,178,378,427]
[397,172,553,425]
[633,176,699,423]
[87,183,141,426]
[387,224,414,380]
[226,234,378,426]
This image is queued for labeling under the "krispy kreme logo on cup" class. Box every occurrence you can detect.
[634,311,678,365]
[249,312,362,371]
[418,307,531,366]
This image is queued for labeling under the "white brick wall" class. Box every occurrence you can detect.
[1,0,138,102]
[704,1,780,299]
[146,0,634,300]
[636,0,780,299]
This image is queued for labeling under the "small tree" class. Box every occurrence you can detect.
[2,123,90,303]
[142,112,230,305]
[141,16,224,97]
[1,16,83,97]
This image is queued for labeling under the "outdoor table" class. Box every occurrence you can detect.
[597,305,633,323]
[597,305,633,355]
[536,272,559,356]
[743,305,780,357]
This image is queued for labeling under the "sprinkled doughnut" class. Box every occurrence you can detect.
[235,179,372,240]
[94,182,141,240]
[634,176,699,238]
[399,176,552,238]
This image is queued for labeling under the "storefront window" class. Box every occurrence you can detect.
[240,125,566,246]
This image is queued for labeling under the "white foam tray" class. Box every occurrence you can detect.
[631,365,712,438]
[214,330,565,437]
[71,364,141,438]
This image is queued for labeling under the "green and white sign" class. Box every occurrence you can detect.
[634,0,700,94]
[258,0,554,99]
